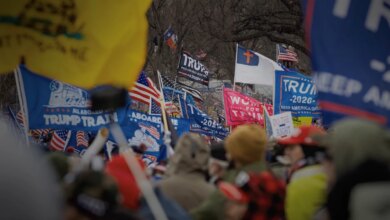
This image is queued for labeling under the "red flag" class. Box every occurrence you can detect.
[223,88,272,126]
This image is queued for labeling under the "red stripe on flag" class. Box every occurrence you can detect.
[320,101,387,125]
[305,0,316,51]
[50,133,66,151]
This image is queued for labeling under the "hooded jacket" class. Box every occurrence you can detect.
[157,133,214,211]
[326,119,390,220]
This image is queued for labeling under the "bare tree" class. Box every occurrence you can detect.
[145,0,310,83]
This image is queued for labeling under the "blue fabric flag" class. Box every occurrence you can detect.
[274,70,320,117]
[17,65,129,131]
[304,0,390,127]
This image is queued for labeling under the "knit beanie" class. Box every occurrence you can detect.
[225,124,267,165]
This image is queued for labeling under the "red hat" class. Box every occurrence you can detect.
[278,126,326,146]
[105,155,145,210]
[218,182,249,203]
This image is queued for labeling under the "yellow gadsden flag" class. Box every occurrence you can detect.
[0,0,151,88]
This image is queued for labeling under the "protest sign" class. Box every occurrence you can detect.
[270,112,294,138]
[274,70,320,117]
[17,65,127,131]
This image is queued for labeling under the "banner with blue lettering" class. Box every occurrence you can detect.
[120,110,192,163]
[121,110,164,163]
[171,118,191,137]
[186,103,229,139]
[304,0,390,127]
[18,65,128,131]
[274,70,320,117]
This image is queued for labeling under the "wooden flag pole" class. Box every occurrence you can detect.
[157,70,174,158]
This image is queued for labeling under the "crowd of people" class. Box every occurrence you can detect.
[1,116,390,220]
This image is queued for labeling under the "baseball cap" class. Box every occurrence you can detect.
[277,126,326,146]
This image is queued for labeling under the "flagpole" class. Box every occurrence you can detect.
[231,43,239,132]
[157,71,169,132]
[233,43,238,91]
[157,71,173,158]
[14,67,30,146]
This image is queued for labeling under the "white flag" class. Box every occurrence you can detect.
[234,45,282,86]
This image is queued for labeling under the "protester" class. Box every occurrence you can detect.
[208,142,229,185]
[64,169,138,220]
[0,119,63,220]
[151,163,167,182]
[325,118,390,220]
[105,154,145,211]
[192,124,285,220]
[47,151,71,182]
[157,133,214,211]
[277,125,327,220]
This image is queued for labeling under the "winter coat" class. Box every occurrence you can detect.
[327,159,390,220]
[190,160,267,220]
[286,164,327,220]
[137,188,191,220]
[157,133,214,211]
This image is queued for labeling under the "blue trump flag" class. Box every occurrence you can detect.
[186,102,229,139]
[119,109,191,163]
[122,110,164,163]
[17,65,128,131]
[274,70,320,117]
[304,0,390,127]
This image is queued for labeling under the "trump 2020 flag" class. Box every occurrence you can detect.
[234,44,282,86]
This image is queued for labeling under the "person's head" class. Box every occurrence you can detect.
[65,170,120,220]
[278,126,326,165]
[47,151,70,182]
[225,124,267,167]
[130,144,146,159]
[167,133,210,175]
[105,155,145,210]
[209,142,229,178]
[325,118,390,177]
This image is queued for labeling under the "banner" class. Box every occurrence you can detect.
[121,112,163,164]
[304,0,390,127]
[186,102,228,139]
[223,88,272,126]
[270,112,294,138]
[178,51,209,86]
[234,44,282,86]
[274,70,320,117]
[0,0,151,88]
[18,65,128,131]
[123,110,192,163]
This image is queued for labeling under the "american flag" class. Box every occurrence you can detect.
[76,131,89,147]
[31,129,51,137]
[49,130,70,151]
[129,72,161,106]
[16,110,25,127]
[165,101,181,115]
[139,123,160,139]
[276,44,298,63]
[14,110,49,137]
[149,98,162,115]
[161,75,203,101]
